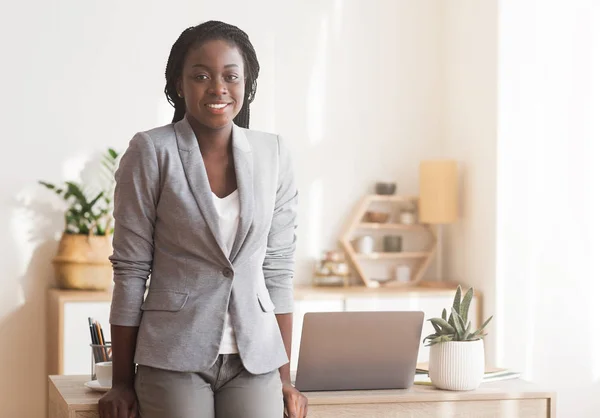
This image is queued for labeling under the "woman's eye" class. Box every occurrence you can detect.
[226,75,239,82]
[194,74,208,81]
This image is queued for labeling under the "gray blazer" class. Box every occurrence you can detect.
[108,117,298,375]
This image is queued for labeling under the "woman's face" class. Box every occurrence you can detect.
[178,39,245,130]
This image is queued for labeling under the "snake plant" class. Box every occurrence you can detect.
[423,285,493,347]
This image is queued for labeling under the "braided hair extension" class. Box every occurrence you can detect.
[164,21,260,128]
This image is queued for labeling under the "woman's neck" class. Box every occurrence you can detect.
[186,114,233,155]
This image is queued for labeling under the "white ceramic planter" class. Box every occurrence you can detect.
[429,340,485,391]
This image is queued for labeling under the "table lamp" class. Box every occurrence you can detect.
[418,160,458,282]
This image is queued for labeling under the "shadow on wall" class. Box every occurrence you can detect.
[0,196,62,418]
[0,151,111,417]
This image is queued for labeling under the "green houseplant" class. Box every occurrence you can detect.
[40,148,120,290]
[423,285,493,391]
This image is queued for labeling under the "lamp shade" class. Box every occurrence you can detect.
[418,160,458,224]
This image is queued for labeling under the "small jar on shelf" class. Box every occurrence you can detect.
[399,202,417,225]
[312,250,351,287]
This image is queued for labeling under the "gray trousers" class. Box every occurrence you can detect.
[135,354,284,418]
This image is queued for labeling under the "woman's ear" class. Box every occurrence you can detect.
[176,78,183,98]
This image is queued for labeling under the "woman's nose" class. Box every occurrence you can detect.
[208,78,227,95]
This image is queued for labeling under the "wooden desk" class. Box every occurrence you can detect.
[49,375,555,418]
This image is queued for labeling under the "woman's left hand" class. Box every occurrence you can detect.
[283,382,308,418]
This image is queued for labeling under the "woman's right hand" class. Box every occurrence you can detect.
[98,384,139,418]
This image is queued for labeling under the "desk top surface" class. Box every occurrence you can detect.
[49,375,555,409]
[48,282,472,303]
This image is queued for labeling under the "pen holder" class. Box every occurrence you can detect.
[90,342,112,380]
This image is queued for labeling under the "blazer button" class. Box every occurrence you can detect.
[222,268,233,278]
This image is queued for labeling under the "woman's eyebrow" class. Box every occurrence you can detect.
[191,63,240,69]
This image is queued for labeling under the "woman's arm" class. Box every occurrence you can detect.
[262,135,298,314]
[262,136,307,417]
[99,133,160,418]
[276,313,293,384]
[110,325,139,387]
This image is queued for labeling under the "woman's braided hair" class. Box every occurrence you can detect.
[164,21,260,128]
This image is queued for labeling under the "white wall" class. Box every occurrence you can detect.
[0,1,444,416]
[497,1,600,416]
[440,0,499,365]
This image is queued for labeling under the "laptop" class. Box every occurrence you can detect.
[294,311,424,391]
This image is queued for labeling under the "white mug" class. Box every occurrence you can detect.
[354,236,374,254]
[95,361,112,387]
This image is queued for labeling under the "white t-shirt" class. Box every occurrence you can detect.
[212,189,240,354]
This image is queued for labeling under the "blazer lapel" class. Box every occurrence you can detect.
[174,118,229,264]
[229,124,254,262]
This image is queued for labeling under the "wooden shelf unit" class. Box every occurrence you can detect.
[357,223,426,231]
[356,252,430,260]
[339,194,437,288]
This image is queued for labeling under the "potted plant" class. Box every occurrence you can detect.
[40,148,119,290]
[423,285,493,390]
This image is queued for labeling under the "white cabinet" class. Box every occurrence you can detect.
[47,289,112,376]
[344,293,480,363]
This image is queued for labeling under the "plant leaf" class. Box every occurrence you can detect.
[429,318,455,334]
[474,315,493,335]
[431,321,442,335]
[425,334,454,347]
[451,308,465,339]
[460,287,473,322]
[452,285,462,315]
[442,308,447,321]
[39,181,56,190]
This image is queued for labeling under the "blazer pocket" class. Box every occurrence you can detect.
[257,291,275,312]
[141,290,188,312]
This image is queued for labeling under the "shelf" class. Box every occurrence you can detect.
[367,195,419,203]
[356,252,430,260]
[339,194,436,287]
[358,223,424,231]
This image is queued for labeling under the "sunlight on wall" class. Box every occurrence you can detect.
[588,4,600,384]
[498,1,600,415]
[306,178,324,258]
[157,99,175,127]
[61,153,89,183]
[332,0,343,40]
[306,15,328,146]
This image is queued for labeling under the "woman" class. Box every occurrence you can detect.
[99,20,308,418]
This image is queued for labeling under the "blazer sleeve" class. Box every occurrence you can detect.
[108,132,159,327]
[263,135,299,314]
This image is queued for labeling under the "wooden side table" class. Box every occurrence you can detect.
[49,375,556,418]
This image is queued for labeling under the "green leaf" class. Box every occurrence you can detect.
[429,318,455,334]
[39,181,56,190]
[87,191,105,211]
[451,308,465,339]
[460,287,473,322]
[452,285,462,315]
[65,182,89,206]
[474,315,493,335]
[425,334,454,347]
[107,148,119,159]
[431,321,442,335]
[448,311,456,330]
[442,308,447,321]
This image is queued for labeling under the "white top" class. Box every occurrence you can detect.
[212,189,240,354]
